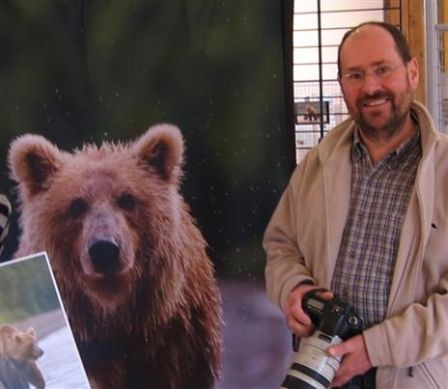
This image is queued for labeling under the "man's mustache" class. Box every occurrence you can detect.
[357,92,393,107]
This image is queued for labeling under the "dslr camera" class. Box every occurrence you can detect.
[281,290,363,389]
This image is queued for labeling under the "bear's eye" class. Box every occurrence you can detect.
[68,198,88,218]
[117,193,136,211]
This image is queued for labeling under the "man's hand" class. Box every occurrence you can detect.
[284,284,333,337]
[328,334,373,387]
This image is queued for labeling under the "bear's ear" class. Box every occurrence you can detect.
[8,134,63,198]
[14,333,23,344]
[134,124,184,183]
[26,327,36,337]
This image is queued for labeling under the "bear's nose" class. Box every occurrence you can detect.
[88,239,121,274]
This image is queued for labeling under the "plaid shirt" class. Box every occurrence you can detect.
[331,124,422,327]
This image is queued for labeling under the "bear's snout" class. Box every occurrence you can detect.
[33,346,44,359]
[88,238,121,275]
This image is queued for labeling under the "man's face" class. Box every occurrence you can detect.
[338,25,419,138]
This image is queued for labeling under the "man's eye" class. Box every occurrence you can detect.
[376,66,391,76]
[348,72,363,80]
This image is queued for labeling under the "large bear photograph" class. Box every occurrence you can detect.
[9,126,222,388]
[0,1,295,388]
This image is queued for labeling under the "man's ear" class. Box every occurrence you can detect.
[8,134,63,199]
[134,124,184,185]
[337,74,349,102]
[407,57,419,91]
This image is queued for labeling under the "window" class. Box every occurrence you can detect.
[293,0,402,162]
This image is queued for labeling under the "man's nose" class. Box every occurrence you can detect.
[360,72,383,94]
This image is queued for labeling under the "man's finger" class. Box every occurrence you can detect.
[328,342,348,358]
[328,336,357,357]
[317,290,334,301]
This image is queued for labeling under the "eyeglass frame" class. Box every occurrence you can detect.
[339,63,403,87]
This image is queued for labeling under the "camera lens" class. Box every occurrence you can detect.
[281,363,331,389]
[280,331,342,389]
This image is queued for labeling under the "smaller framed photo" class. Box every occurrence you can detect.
[294,99,330,125]
[0,252,91,389]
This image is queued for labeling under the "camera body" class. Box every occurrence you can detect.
[281,291,363,389]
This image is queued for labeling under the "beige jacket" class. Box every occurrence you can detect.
[263,101,448,388]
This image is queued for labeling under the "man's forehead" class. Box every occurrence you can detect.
[345,24,392,45]
[340,25,398,66]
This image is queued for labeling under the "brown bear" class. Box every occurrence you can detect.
[8,124,222,389]
[0,325,45,389]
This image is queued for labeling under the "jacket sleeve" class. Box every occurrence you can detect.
[364,273,448,368]
[263,167,315,312]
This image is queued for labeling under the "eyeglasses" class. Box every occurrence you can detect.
[340,64,402,87]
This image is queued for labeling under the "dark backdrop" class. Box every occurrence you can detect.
[0,0,295,280]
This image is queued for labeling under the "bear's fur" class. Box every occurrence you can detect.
[0,325,45,389]
[8,124,222,389]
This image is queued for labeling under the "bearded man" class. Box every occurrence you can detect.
[264,21,448,389]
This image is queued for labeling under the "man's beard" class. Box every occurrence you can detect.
[354,91,412,141]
